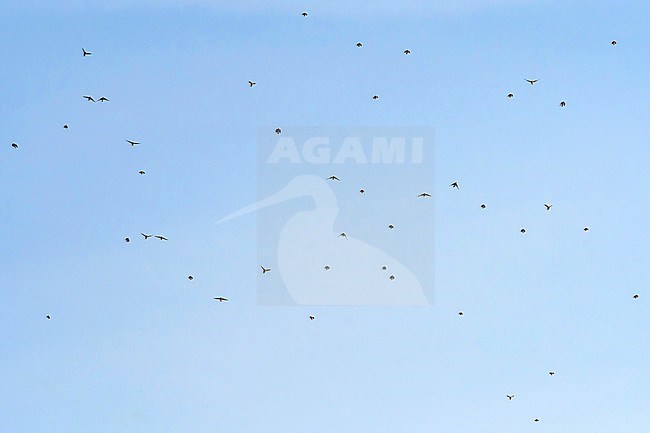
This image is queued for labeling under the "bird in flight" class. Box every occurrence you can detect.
[261,266,271,274]
[309,315,315,320]
[138,171,145,175]
[611,40,617,45]
[506,395,514,400]
[213,297,228,302]
[480,204,486,209]
[359,189,365,194]
[98,97,109,102]
[82,48,92,57]
[275,128,282,134]
[389,275,395,281]
[141,233,153,239]
[549,371,555,376]
[388,224,394,229]
[339,232,347,239]
[418,192,431,197]
[450,182,459,189]
[356,42,363,47]
[155,235,168,241]
[381,266,387,271]
[526,79,539,85]
[11,143,18,149]
[404,49,411,55]
[520,228,526,233]
[583,227,589,232]
[126,139,140,146]
[534,419,540,423]
[125,237,130,243]
[302,12,308,17]
[458,311,464,316]
[83,95,95,102]
[63,124,69,129]
[544,204,552,210]
[559,101,566,107]
[324,265,331,270]
[248,81,256,87]
[46,315,51,319]
[372,95,379,100]
[633,294,639,299]
[327,175,340,181]
[507,93,514,98]
[188,275,194,281]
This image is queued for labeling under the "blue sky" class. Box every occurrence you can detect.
[1,1,650,432]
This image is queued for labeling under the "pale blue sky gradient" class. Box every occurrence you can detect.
[1,1,649,432]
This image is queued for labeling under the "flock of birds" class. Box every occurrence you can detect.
[6,14,637,427]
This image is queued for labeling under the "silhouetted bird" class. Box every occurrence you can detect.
[611,40,617,45]
[63,124,68,129]
[560,101,566,107]
[261,266,271,274]
[125,237,130,243]
[381,266,387,271]
[324,265,331,270]
[418,192,431,197]
[188,275,194,281]
[126,139,140,146]
[339,233,347,239]
[327,175,340,181]
[507,93,514,98]
[458,311,464,316]
[372,95,379,100]
[480,204,486,209]
[82,48,92,57]
[309,315,315,320]
[275,128,282,134]
[388,224,394,229]
[139,171,145,175]
[526,79,539,85]
[11,143,18,149]
[583,227,589,232]
[356,42,363,47]
[302,12,308,16]
[141,233,153,239]
[549,371,555,376]
[545,204,552,210]
[359,189,365,194]
[534,419,540,423]
[248,81,256,87]
[98,97,109,102]
[633,294,639,299]
[155,235,168,241]
[389,275,395,280]
[506,395,514,400]
[83,95,95,102]
[213,297,228,302]
[521,228,526,233]
[404,49,411,55]
[46,315,51,319]
[450,182,459,189]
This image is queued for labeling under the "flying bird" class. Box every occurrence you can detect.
[327,175,340,181]
[404,49,411,55]
[82,48,92,57]
[11,143,18,149]
[275,128,282,134]
[309,315,315,320]
[611,40,617,45]
[480,204,486,209]
[549,371,555,376]
[339,232,347,239]
[126,139,140,146]
[520,228,526,233]
[46,315,51,319]
[544,204,552,210]
[458,311,464,316]
[356,42,363,47]
[359,189,365,194]
[559,101,566,107]
[534,419,540,423]
[125,237,130,243]
[506,395,514,400]
[389,275,395,280]
[381,266,387,271]
[633,294,639,299]
[372,95,379,100]
[98,97,109,102]
[63,124,69,129]
[507,93,514,98]
[261,266,271,274]
[154,235,168,241]
[302,12,308,16]
[450,182,459,189]
[324,265,331,270]
[139,171,145,175]
[583,227,589,232]
[248,81,256,87]
[141,233,153,239]
[388,224,394,229]
[188,275,194,281]
[83,95,95,102]
[418,192,431,197]
[526,79,539,85]
[213,297,228,302]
